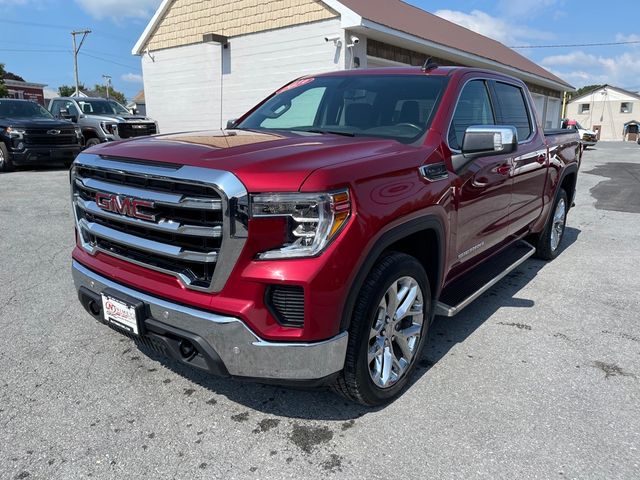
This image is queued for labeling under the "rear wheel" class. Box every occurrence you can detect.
[334,252,431,406]
[534,188,568,260]
[0,143,13,172]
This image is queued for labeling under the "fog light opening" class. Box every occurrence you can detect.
[179,340,196,360]
[88,300,101,317]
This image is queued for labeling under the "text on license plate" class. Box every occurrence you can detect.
[101,294,139,335]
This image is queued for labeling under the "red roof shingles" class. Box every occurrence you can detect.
[339,0,572,89]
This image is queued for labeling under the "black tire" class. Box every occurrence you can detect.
[534,188,568,261]
[0,143,13,172]
[84,138,101,149]
[333,252,431,406]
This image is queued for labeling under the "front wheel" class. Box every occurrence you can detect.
[534,188,568,260]
[334,252,431,406]
[0,143,13,172]
[84,138,101,149]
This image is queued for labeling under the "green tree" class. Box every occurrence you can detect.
[93,84,126,104]
[4,71,25,82]
[58,84,86,97]
[0,63,8,98]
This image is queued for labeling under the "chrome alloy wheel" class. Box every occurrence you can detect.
[368,276,424,389]
[550,197,566,251]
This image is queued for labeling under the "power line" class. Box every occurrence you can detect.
[510,40,640,49]
[1,41,135,60]
[0,19,134,43]
[0,48,69,53]
[0,47,139,70]
[79,52,140,71]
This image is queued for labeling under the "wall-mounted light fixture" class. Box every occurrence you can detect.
[203,33,229,48]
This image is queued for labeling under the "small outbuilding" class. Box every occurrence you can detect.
[566,85,640,141]
[133,0,573,133]
[3,79,47,105]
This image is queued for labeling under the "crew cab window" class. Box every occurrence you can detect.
[449,80,495,150]
[493,82,532,141]
[261,87,326,129]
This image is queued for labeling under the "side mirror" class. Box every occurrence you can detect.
[59,108,78,123]
[462,125,518,157]
[450,125,518,172]
[226,119,237,129]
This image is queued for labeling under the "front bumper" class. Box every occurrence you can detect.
[72,260,348,382]
[11,145,81,165]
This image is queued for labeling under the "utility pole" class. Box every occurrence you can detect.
[71,29,91,96]
[102,74,112,100]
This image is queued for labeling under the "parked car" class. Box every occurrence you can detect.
[0,99,83,172]
[70,67,581,405]
[48,97,158,148]
[562,119,597,147]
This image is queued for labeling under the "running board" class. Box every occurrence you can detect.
[435,240,536,317]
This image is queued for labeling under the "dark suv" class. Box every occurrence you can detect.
[0,99,82,172]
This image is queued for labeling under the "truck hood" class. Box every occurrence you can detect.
[86,113,153,123]
[0,117,75,129]
[86,129,411,192]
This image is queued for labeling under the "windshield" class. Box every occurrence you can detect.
[77,99,130,115]
[237,75,448,143]
[0,100,54,119]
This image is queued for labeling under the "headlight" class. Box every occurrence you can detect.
[100,122,118,135]
[6,127,26,138]
[74,127,83,137]
[251,190,351,259]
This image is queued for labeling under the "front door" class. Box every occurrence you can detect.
[448,79,513,265]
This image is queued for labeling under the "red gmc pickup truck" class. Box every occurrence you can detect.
[71,66,580,405]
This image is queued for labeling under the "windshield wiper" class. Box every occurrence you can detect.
[294,128,355,137]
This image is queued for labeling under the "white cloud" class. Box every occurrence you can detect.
[74,0,162,20]
[496,0,561,19]
[541,50,640,88]
[121,72,143,83]
[616,33,640,47]
[434,9,554,46]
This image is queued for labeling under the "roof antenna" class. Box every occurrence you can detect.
[422,57,439,72]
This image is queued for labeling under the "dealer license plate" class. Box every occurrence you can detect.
[101,293,140,335]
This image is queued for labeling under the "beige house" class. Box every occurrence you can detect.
[565,85,640,141]
[133,0,573,133]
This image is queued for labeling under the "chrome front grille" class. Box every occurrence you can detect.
[71,154,248,292]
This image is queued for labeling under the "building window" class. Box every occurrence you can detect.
[579,103,590,114]
[621,102,633,113]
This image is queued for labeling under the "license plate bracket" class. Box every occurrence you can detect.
[100,288,146,336]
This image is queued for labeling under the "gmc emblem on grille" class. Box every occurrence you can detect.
[95,193,156,222]
[47,129,61,135]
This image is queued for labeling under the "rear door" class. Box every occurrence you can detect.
[491,81,547,233]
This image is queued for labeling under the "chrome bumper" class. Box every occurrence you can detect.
[72,260,348,381]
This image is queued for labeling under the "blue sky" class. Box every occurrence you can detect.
[1,0,639,102]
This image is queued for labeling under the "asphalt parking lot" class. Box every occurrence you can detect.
[1,142,639,479]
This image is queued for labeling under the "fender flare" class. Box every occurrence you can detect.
[558,163,579,205]
[81,127,102,140]
[339,215,446,331]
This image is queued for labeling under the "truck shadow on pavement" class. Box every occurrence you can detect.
[138,227,580,421]
[8,164,71,173]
